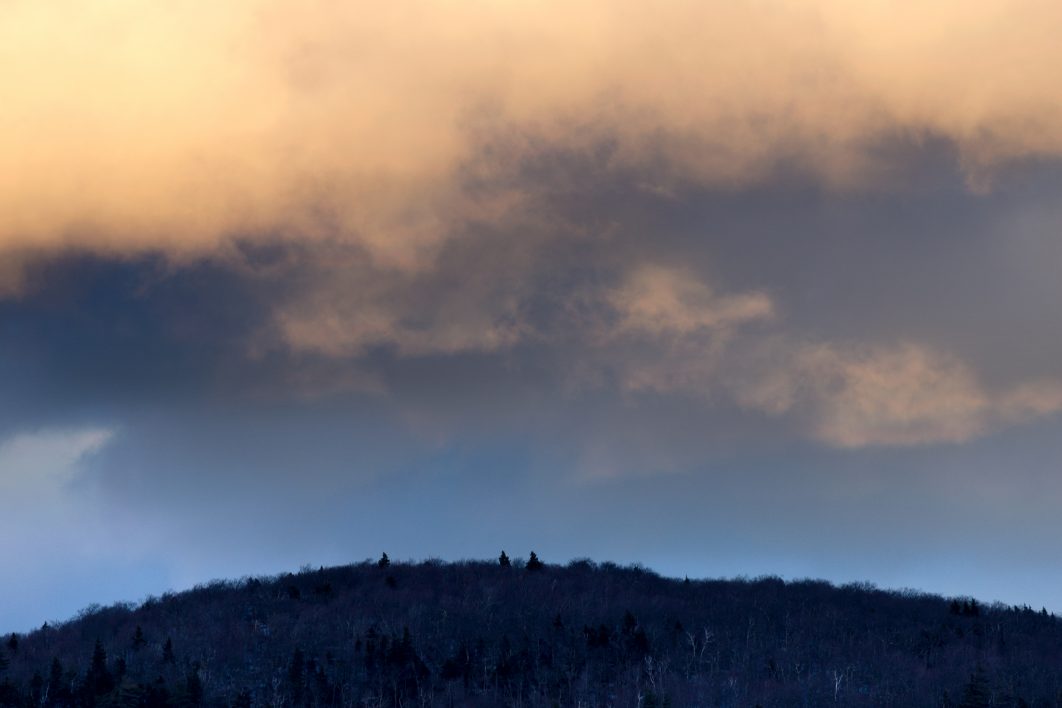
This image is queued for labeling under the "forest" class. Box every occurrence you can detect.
[1,554,1060,707]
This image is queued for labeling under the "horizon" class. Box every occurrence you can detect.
[2,552,1037,637]
[4,0,1062,637]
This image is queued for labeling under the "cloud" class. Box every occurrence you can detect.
[5,0,1062,454]
[0,426,122,595]
[3,0,1062,288]
[0,427,114,504]
[606,265,773,338]
[794,344,993,448]
[586,266,1062,449]
[273,260,528,358]
[262,250,1062,449]
[0,426,184,632]
[731,342,1062,448]
[592,267,985,446]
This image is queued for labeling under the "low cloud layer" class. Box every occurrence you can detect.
[261,240,1062,448]
[590,267,1062,448]
[733,342,1062,448]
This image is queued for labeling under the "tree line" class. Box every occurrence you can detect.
[2,554,1061,707]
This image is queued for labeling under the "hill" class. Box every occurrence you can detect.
[1,556,1060,707]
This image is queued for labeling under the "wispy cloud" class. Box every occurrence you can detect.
[588,267,1062,448]
[0,427,114,501]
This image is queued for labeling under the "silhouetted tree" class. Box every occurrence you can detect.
[88,639,114,696]
[526,552,544,572]
[28,672,43,707]
[162,638,176,665]
[288,648,305,706]
[377,553,390,569]
[960,665,991,707]
[499,551,511,567]
[113,678,145,708]
[0,557,1060,707]
[46,658,65,706]
[185,666,204,707]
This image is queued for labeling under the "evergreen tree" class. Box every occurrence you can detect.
[959,665,991,708]
[498,550,511,567]
[162,638,176,665]
[28,672,44,707]
[377,553,390,569]
[89,639,114,696]
[288,649,305,706]
[47,658,65,706]
[185,667,203,707]
[113,678,146,708]
[132,626,147,651]
[526,551,544,572]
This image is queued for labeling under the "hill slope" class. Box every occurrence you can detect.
[1,557,1060,707]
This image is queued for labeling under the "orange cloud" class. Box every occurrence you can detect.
[6,1,1062,449]
[733,343,1062,448]
[608,265,773,338]
[593,266,1062,449]
[3,0,1062,286]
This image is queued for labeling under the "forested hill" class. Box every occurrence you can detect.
[1,556,1061,708]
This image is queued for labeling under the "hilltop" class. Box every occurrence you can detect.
[1,556,1060,707]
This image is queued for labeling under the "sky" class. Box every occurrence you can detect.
[3,0,1062,633]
